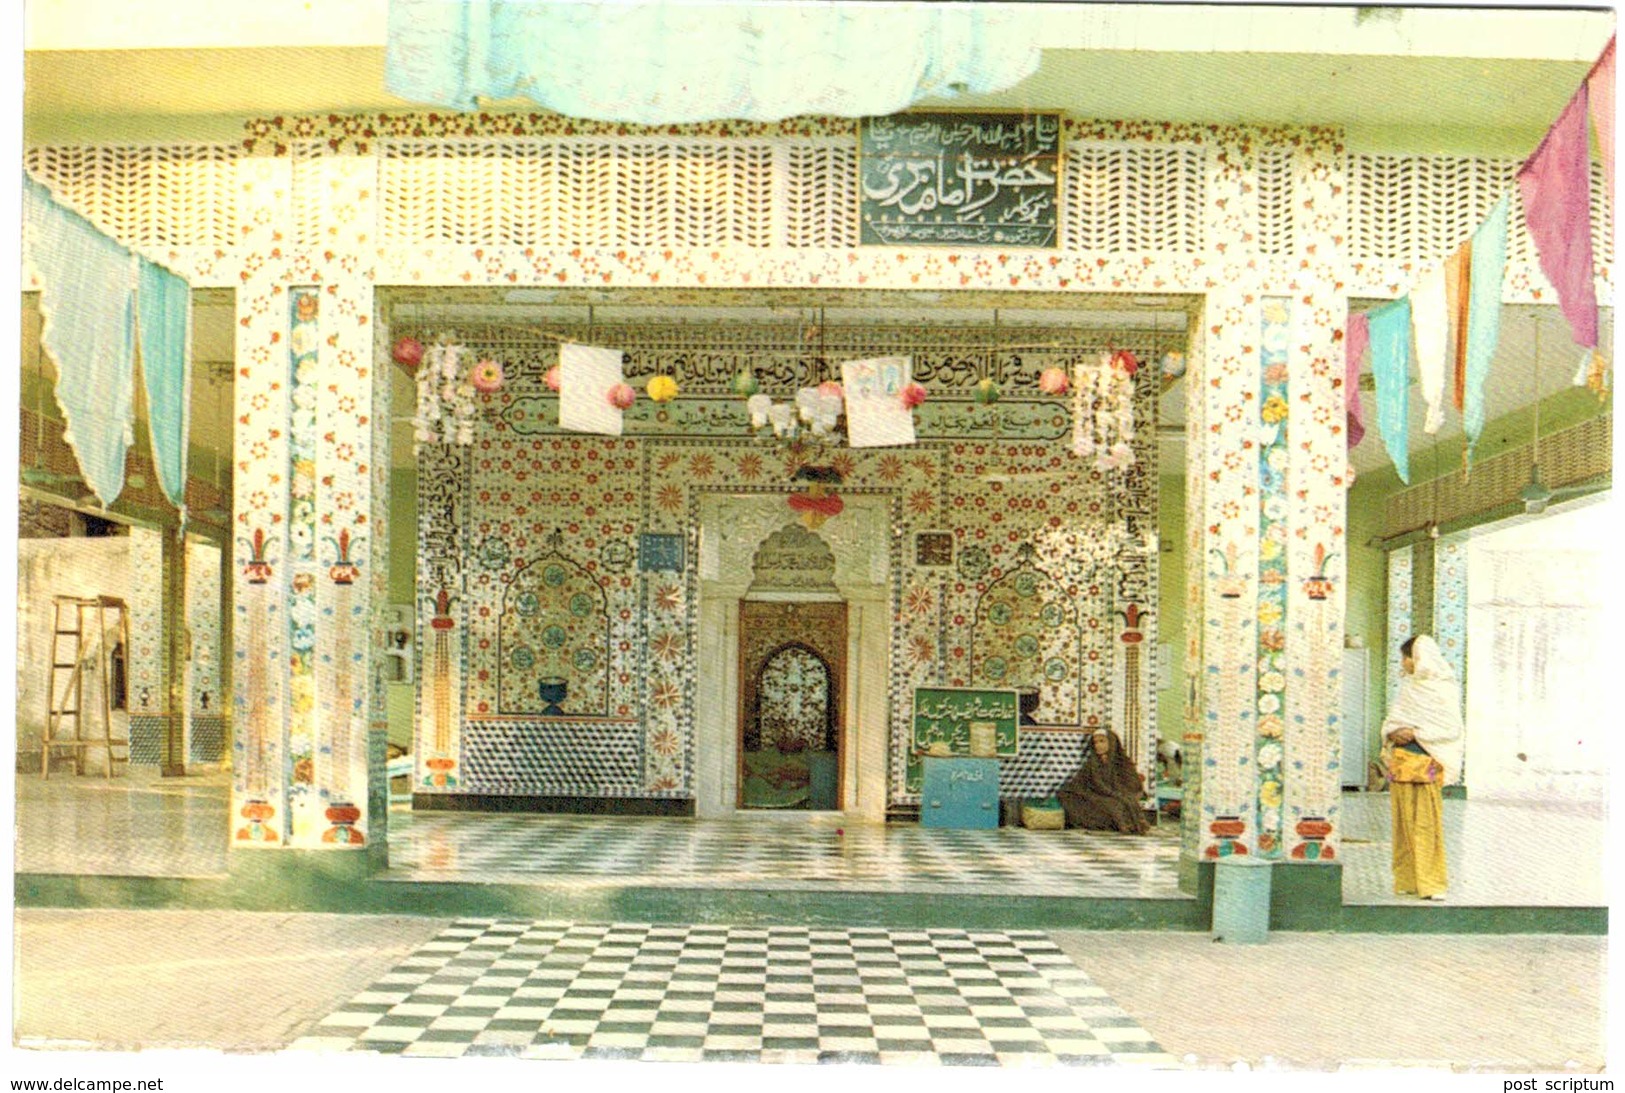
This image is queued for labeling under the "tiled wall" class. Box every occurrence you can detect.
[413,330,1161,807]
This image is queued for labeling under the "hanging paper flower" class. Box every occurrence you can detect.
[1111,349,1140,375]
[817,380,844,401]
[1038,367,1070,395]
[607,383,637,410]
[1161,350,1187,379]
[545,365,562,392]
[732,368,761,397]
[392,337,425,368]
[469,359,504,393]
[900,381,927,409]
[647,374,679,403]
[973,378,1002,405]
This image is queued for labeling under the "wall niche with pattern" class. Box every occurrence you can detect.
[498,530,611,716]
[407,301,1164,808]
[970,541,1081,725]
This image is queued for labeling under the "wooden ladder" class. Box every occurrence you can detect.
[42,595,131,779]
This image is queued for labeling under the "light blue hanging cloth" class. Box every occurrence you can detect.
[385,0,1041,123]
[1368,297,1413,485]
[22,173,138,507]
[137,256,193,513]
[1463,195,1510,467]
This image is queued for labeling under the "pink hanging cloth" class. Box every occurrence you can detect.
[1345,312,1369,449]
[1517,83,1599,349]
[1588,37,1615,203]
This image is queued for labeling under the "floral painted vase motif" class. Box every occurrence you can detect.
[326,528,361,585]
[241,527,275,584]
[235,799,280,843]
[321,801,365,845]
[1290,816,1336,860]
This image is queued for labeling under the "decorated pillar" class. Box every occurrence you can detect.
[1281,129,1351,860]
[230,153,295,845]
[229,147,385,851]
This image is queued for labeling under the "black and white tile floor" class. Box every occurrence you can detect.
[291,919,1179,1067]
[386,812,1187,898]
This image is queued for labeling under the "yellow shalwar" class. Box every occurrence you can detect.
[1389,780,1448,897]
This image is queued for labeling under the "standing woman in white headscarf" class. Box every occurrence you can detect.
[1382,634,1465,900]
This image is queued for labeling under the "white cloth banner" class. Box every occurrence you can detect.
[841,356,915,448]
[1413,266,1449,434]
[559,343,625,436]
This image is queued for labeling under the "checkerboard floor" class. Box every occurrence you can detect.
[290,920,1179,1066]
[386,812,1187,898]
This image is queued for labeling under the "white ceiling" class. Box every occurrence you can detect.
[1157,304,1615,475]
[20,3,1616,152]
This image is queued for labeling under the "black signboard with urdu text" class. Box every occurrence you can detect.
[859,111,1062,248]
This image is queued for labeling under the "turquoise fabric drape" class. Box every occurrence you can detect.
[137,256,193,512]
[23,173,138,507]
[386,0,1041,123]
[1368,297,1413,485]
[1463,195,1510,467]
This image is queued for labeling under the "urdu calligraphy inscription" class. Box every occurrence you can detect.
[860,112,1062,248]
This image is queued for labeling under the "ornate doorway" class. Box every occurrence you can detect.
[737,601,848,810]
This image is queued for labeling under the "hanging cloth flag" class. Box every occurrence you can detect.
[22,173,139,507]
[1588,36,1615,201]
[1368,297,1413,485]
[136,256,193,514]
[1345,311,1369,449]
[1518,84,1599,349]
[1463,194,1511,469]
[1444,241,1472,411]
[1412,266,1449,434]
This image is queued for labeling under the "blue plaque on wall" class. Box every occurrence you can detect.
[639,533,685,572]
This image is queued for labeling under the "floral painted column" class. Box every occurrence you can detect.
[231,155,295,846]
[229,147,386,851]
[1188,289,1265,859]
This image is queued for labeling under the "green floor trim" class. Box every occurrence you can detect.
[13,870,1605,934]
[14,872,1205,930]
[1336,904,1607,935]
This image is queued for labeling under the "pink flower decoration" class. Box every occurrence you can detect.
[607,383,636,410]
[391,337,424,368]
[1038,367,1070,395]
[470,359,504,393]
[817,380,844,400]
[900,381,927,409]
[544,365,562,392]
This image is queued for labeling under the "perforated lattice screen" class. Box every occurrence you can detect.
[23,144,241,249]
[22,136,1614,273]
[1254,146,1295,256]
[1061,144,1205,252]
[1349,153,1613,267]
[1383,414,1612,537]
[378,138,776,248]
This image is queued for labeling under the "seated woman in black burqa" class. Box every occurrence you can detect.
[1056,728,1150,835]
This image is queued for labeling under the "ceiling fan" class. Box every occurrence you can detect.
[1517,315,1592,515]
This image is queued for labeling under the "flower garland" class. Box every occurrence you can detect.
[1071,350,1138,470]
[413,342,479,446]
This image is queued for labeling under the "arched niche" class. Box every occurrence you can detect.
[970,541,1081,723]
[750,643,836,753]
[498,531,609,715]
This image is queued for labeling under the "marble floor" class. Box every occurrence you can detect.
[1337,790,1608,907]
[13,766,230,877]
[384,810,1188,898]
[11,910,1610,1071]
[12,769,1609,910]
